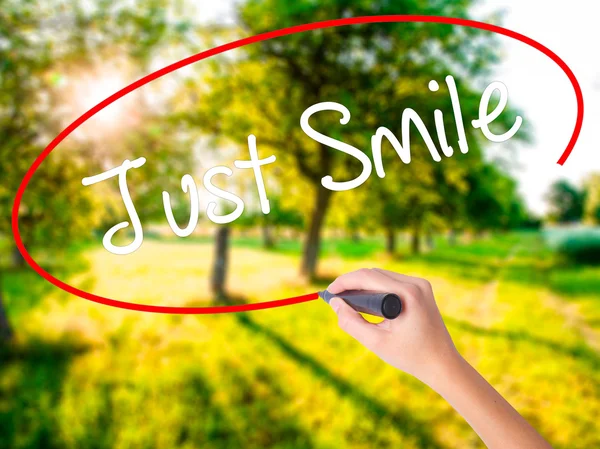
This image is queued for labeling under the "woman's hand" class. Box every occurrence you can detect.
[327,268,554,449]
[327,268,459,386]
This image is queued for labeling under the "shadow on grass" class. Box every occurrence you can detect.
[146,234,387,260]
[310,274,337,286]
[0,338,91,449]
[586,319,600,329]
[235,314,446,448]
[2,247,93,320]
[1,333,316,449]
[204,291,447,447]
[207,364,317,448]
[404,233,600,301]
[212,288,448,449]
[544,263,600,298]
[177,367,314,449]
[402,253,501,283]
[175,370,270,448]
[446,317,600,372]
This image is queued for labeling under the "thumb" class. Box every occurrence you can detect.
[330,297,382,347]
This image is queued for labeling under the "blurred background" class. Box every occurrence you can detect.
[1,0,600,448]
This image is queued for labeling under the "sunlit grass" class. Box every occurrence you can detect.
[1,232,599,449]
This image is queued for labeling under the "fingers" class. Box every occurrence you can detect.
[371,268,432,292]
[330,297,384,347]
[328,268,398,293]
[328,268,423,306]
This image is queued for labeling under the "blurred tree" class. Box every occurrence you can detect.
[1,0,51,266]
[211,226,230,299]
[324,62,524,254]
[0,0,72,341]
[184,0,517,276]
[261,196,304,248]
[465,163,524,233]
[326,183,371,245]
[583,173,600,225]
[0,0,192,341]
[546,179,585,224]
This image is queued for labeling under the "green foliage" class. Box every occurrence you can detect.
[546,179,586,223]
[1,0,195,257]
[465,162,528,231]
[236,196,305,230]
[0,0,66,243]
[554,227,600,265]
[265,197,305,229]
[584,173,600,224]
[180,0,527,265]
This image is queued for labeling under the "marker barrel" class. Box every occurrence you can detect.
[319,290,402,319]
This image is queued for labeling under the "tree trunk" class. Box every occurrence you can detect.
[425,231,435,250]
[386,227,396,254]
[262,224,275,249]
[300,187,332,279]
[411,227,421,255]
[12,245,25,268]
[211,226,230,300]
[0,274,13,343]
[448,229,457,246]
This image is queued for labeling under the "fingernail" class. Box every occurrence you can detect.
[330,297,342,314]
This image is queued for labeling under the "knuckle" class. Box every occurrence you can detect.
[418,279,432,292]
[404,283,421,299]
[357,267,372,277]
[328,279,340,291]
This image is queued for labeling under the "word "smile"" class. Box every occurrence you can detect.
[82,75,522,255]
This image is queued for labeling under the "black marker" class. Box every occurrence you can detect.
[319,290,402,319]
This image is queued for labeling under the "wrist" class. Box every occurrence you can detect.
[422,348,470,393]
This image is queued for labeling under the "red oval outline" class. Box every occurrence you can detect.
[12,15,584,314]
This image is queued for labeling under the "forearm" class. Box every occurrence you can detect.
[326,269,552,447]
[430,354,552,449]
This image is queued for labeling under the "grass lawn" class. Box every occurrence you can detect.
[1,232,599,449]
